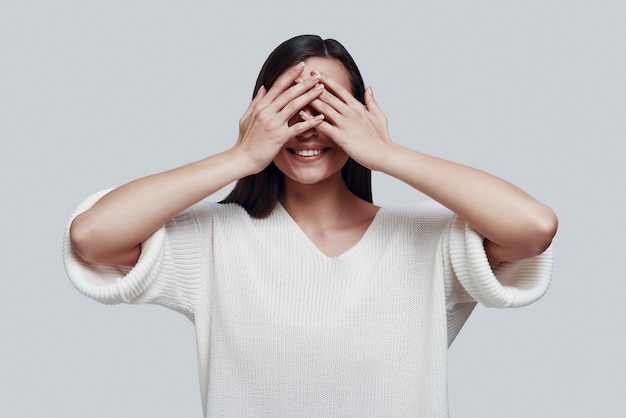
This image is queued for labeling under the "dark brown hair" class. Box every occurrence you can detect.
[220,34,372,217]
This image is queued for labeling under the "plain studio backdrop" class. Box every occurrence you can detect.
[1,1,624,416]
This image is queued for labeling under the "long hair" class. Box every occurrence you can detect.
[220,34,372,217]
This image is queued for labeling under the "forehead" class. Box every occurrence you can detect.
[302,57,352,92]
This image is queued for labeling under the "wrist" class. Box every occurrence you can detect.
[225,145,267,177]
[367,141,405,173]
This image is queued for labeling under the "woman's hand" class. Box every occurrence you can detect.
[234,62,326,174]
[305,73,394,171]
[304,71,557,263]
[70,63,329,267]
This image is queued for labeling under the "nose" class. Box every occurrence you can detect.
[296,129,319,140]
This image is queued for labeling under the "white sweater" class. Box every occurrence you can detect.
[63,190,553,417]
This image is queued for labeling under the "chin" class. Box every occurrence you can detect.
[284,171,336,186]
[274,156,348,188]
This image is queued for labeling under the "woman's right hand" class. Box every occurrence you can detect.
[234,61,326,174]
[69,63,327,267]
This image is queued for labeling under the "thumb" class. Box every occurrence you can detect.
[364,86,383,116]
[254,85,267,101]
[241,86,267,122]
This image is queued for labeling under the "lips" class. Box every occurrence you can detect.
[289,148,327,157]
[287,143,331,158]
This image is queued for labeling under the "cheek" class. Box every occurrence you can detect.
[336,146,349,159]
[332,150,351,171]
[272,152,288,171]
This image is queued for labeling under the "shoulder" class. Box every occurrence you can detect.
[380,200,455,232]
[157,202,253,244]
[176,200,250,223]
[367,200,457,251]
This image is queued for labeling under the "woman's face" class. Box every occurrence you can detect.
[272,57,352,187]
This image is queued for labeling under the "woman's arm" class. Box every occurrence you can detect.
[70,149,254,266]
[70,62,326,266]
[311,74,557,263]
[375,146,557,263]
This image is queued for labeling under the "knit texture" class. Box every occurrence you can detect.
[63,190,553,417]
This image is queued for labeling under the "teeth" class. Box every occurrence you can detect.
[293,149,323,157]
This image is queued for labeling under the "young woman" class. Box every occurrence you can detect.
[64,34,557,417]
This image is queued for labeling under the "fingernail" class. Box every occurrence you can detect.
[295,62,305,71]
[367,86,373,96]
[295,77,303,83]
[315,83,324,91]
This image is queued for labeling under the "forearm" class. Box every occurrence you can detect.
[308,75,556,261]
[378,143,557,262]
[70,63,328,266]
[70,148,253,264]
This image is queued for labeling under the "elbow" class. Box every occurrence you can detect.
[494,205,558,262]
[526,205,558,257]
[485,204,558,263]
[70,212,141,267]
[69,213,102,263]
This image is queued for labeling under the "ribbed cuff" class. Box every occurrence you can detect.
[448,216,553,308]
[62,189,166,304]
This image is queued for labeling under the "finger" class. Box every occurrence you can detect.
[314,114,340,139]
[364,86,384,116]
[255,85,267,102]
[288,113,325,136]
[247,75,323,134]
[297,109,313,120]
[298,110,337,138]
[260,72,322,121]
[316,88,351,115]
[317,72,361,106]
[239,86,267,125]
[299,109,339,138]
[262,62,306,102]
[276,82,325,121]
[297,108,330,125]
[245,86,266,114]
[309,93,343,125]
[294,69,319,85]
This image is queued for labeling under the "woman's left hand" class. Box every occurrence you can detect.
[304,72,557,263]
[306,73,394,171]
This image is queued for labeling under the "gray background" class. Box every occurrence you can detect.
[2,0,624,416]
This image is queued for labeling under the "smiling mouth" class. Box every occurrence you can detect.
[288,148,329,157]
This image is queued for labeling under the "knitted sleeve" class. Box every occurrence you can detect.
[443,216,553,344]
[62,189,205,321]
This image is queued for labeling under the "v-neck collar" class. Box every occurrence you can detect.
[273,202,384,261]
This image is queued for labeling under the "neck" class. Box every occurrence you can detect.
[280,173,360,228]
[278,172,379,258]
